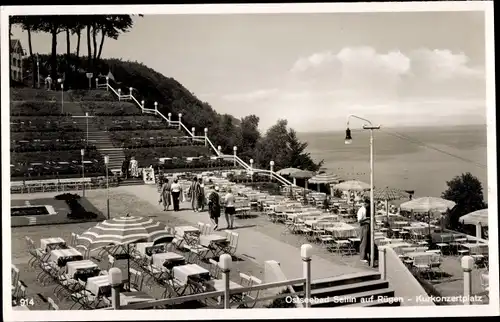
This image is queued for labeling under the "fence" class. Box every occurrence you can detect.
[96,77,293,187]
[101,245,313,310]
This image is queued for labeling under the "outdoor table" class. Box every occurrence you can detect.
[120,291,156,305]
[173,264,210,284]
[385,242,412,249]
[67,260,99,277]
[461,243,488,255]
[136,242,154,255]
[404,251,433,260]
[50,248,83,266]
[152,252,185,268]
[403,226,430,234]
[324,223,359,239]
[41,237,66,251]
[86,275,112,297]
[175,226,201,246]
[199,234,227,247]
[392,221,409,228]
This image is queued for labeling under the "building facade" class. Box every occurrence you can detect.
[11,39,25,82]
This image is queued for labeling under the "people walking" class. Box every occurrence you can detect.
[208,186,221,230]
[160,178,172,211]
[171,178,183,212]
[224,188,236,229]
[196,177,205,212]
[188,177,198,211]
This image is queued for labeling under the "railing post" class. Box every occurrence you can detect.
[141,100,145,113]
[379,247,387,280]
[106,77,109,91]
[301,244,312,308]
[117,88,121,101]
[218,145,222,156]
[154,102,158,115]
[219,254,232,309]
[109,267,122,310]
[168,113,172,123]
[178,113,182,130]
[270,161,275,181]
[95,78,99,89]
[192,127,196,138]
[129,87,133,99]
[461,256,474,305]
[233,146,238,167]
[204,128,208,146]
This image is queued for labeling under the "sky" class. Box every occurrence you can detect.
[9,10,487,132]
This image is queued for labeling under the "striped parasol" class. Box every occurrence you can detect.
[363,187,409,222]
[77,215,173,250]
[308,173,343,185]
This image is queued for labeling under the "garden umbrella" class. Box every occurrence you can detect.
[276,168,301,176]
[290,170,315,187]
[459,209,488,226]
[363,187,409,223]
[400,197,456,236]
[309,173,343,192]
[77,215,174,284]
[333,180,370,192]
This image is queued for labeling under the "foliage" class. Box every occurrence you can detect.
[55,193,81,200]
[441,172,487,230]
[265,289,296,308]
[10,101,68,116]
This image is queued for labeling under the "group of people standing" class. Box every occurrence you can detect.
[158,177,183,212]
[157,175,236,231]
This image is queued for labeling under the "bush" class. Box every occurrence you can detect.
[65,196,98,220]
[10,101,69,116]
[10,89,60,101]
[265,289,296,308]
[81,101,139,116]
[69,89,114,102]
[55,193,81,200]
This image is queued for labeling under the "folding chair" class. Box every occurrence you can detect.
[238,273,262,308]
[281,217,296,235]
[47,297,59,310]
[184,243,210,264]
[413,256,432,280]
[11,265,20,295]
[129,268,145,292]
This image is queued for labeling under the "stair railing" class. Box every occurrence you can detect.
[96,77,292,186]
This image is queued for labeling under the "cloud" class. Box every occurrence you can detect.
[221,88,279,102]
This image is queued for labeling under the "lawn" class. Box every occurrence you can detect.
[10,195,106,227]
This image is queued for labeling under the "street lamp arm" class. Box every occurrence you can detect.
[347,114,373,127]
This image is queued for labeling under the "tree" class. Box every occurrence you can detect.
[38,15,66,79]
[239,115,261,160]
[441,172,487,230]
[96,15,134,61]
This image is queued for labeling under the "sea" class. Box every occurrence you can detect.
[298,124,490,201]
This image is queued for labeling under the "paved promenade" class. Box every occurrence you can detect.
[118,185,372,280]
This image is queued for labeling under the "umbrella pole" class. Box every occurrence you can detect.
[428,211,431,237]
[386,199,389,225]
[127,244,130,290]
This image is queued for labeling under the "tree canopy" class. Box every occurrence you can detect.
[441,172,487,230]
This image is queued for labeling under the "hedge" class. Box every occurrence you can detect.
[11,131,83,141]
[10,101,70,116]
[123,146,211,163]
[81,101,140,116]
[10,88,61,101]
[69,89,114,102]
[11,139,85,153]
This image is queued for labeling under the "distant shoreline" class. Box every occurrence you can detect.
[298,123,487,135]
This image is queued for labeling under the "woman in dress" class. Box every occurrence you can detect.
[224,188,236,229]
[208,186,221,230]
[160,178,172,211]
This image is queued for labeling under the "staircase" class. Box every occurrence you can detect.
[64,100,126,173]
[292,271,400,307]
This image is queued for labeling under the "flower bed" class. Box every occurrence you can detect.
[81,101,140,115]
[10,101,69,116]
[11,139,85,153]
[11,131,83,141]
[11,206,50,217]
[10,88,60,101]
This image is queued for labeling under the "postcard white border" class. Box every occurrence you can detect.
[2,1,498,321]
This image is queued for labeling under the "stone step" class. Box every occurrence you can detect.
[310,288,396,308]
[306,279,389,298]
[293,271,382,291]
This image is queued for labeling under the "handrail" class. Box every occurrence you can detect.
[116,277,306,310]
[99,79,292,186]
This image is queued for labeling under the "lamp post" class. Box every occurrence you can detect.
[233,146,238,167]
[204,128,208,146]
[81,149,86,197]
[345,114,381,268]
[104,155,110,219]
[269,160,274,182]
[109,267,123,310]
[219,254,232,309]
[301,244,313,308]
[72,112,95,146]
[60,83,64,113]
[36,54,40,88]
[249,159,254,182]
